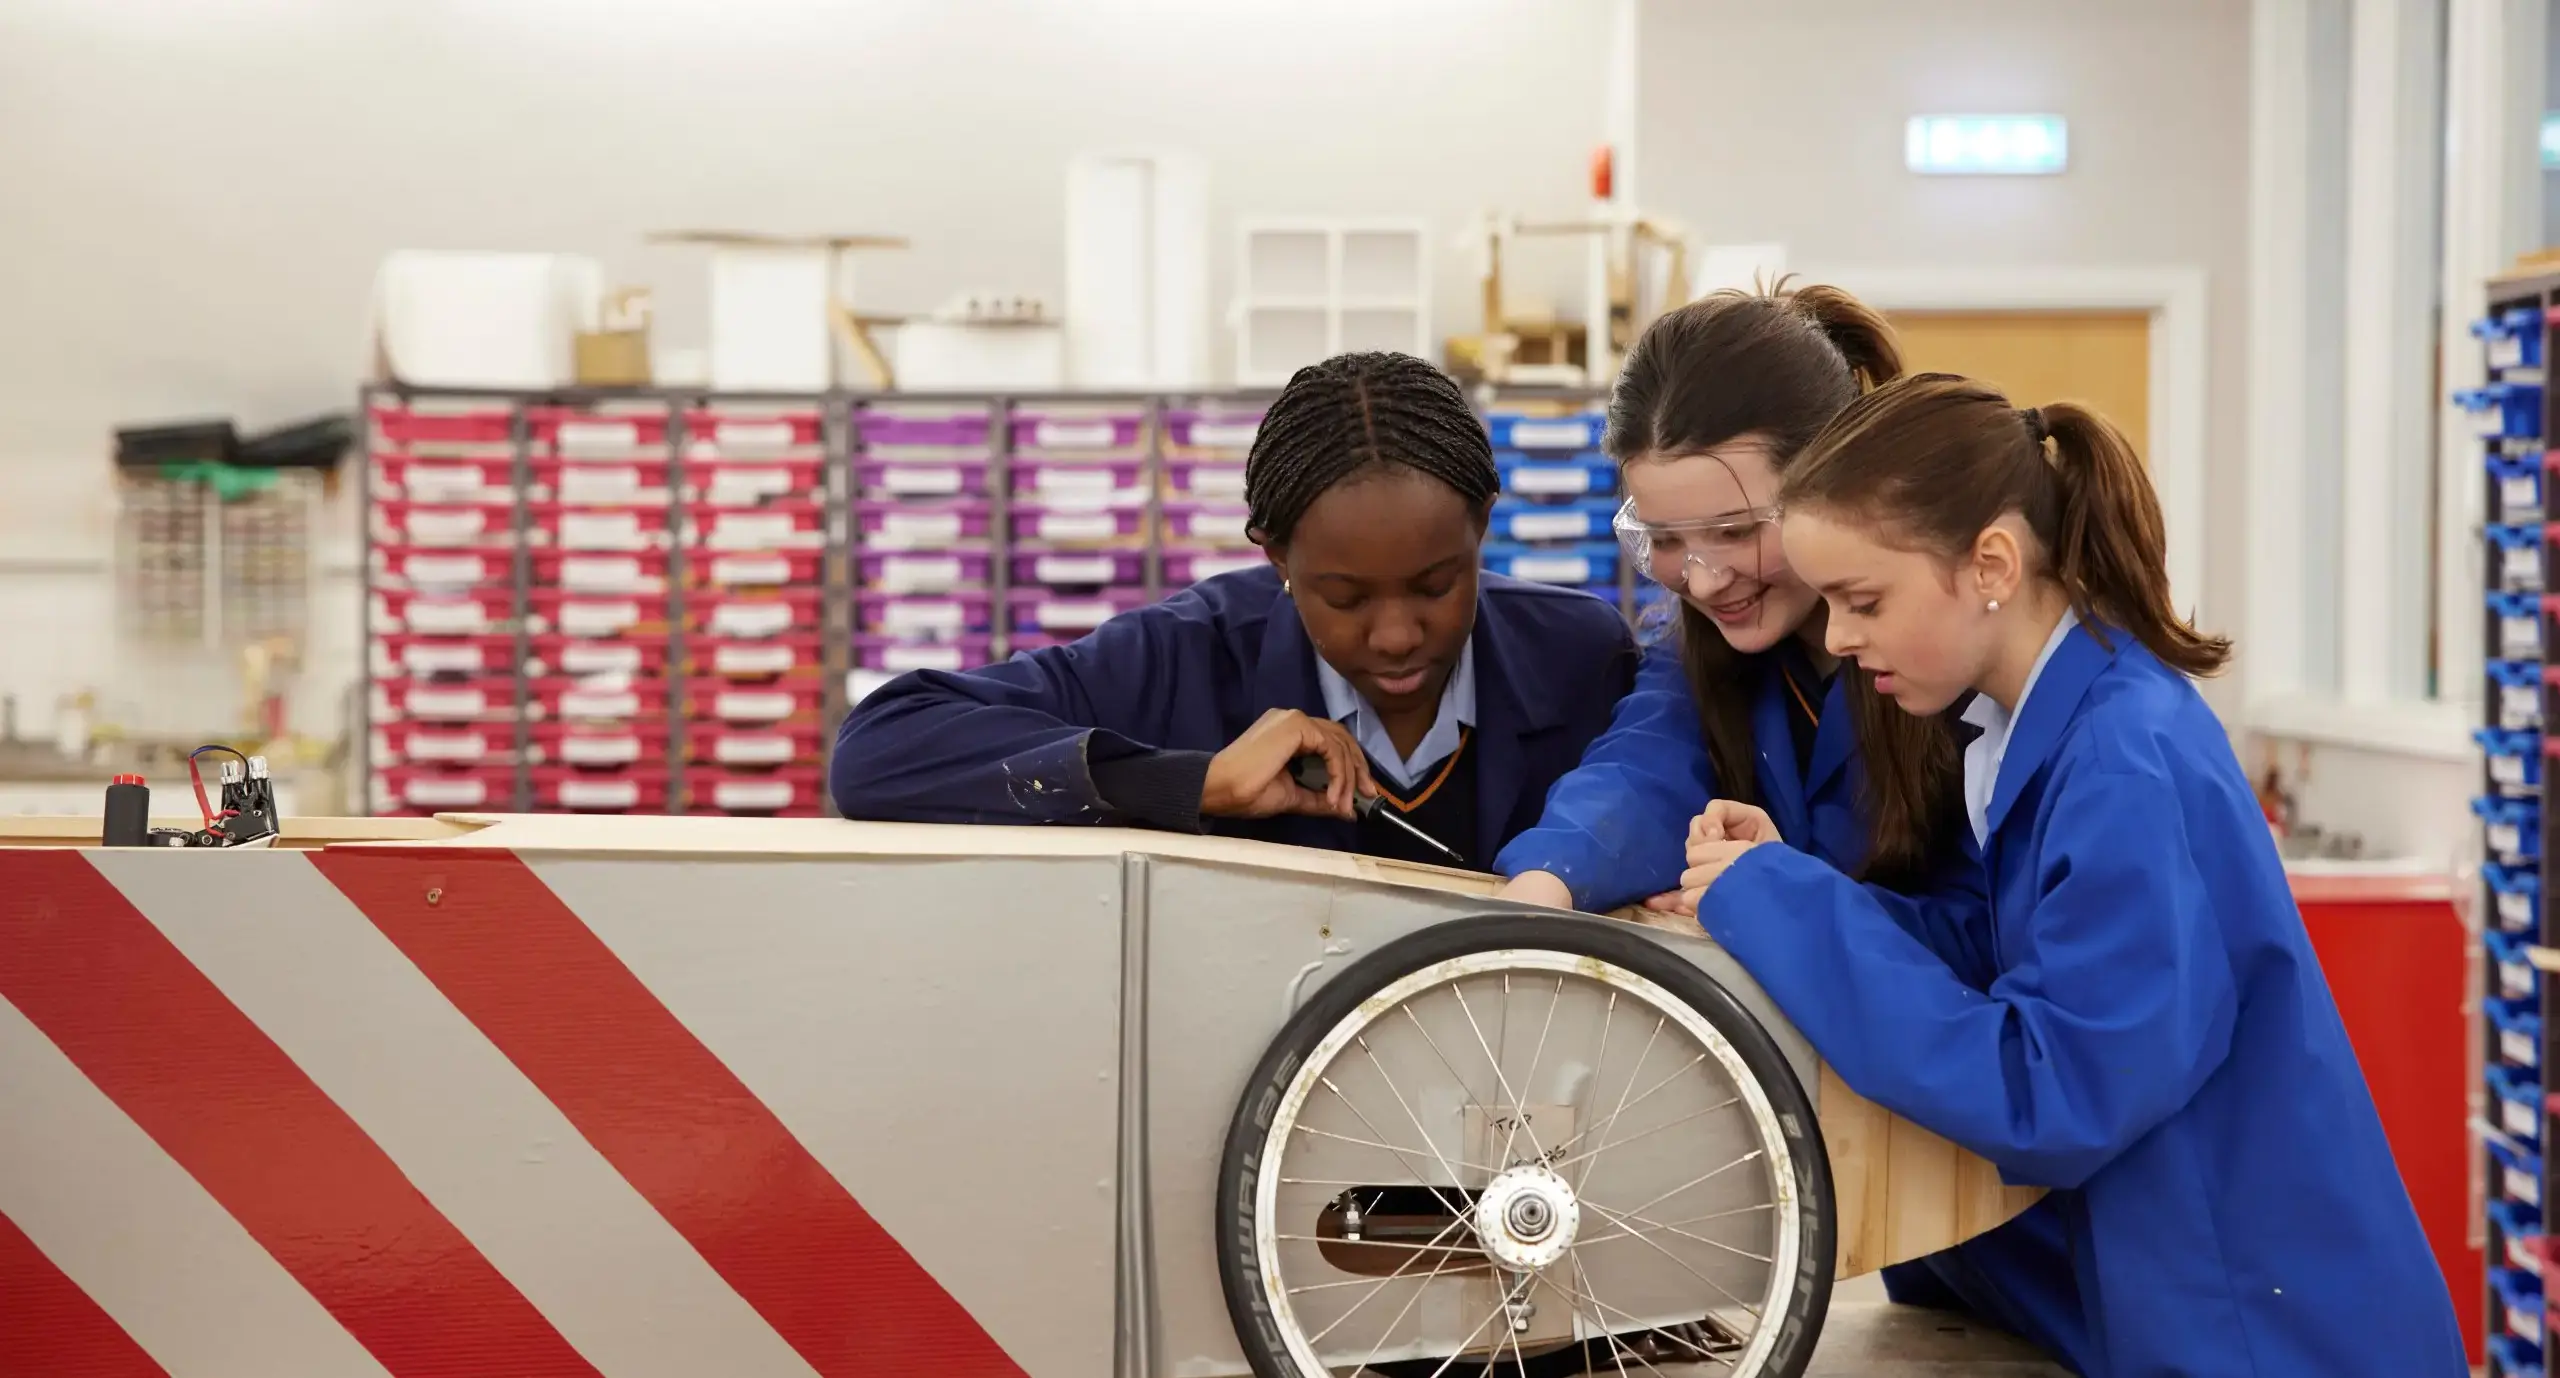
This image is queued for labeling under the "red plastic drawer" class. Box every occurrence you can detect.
[683,769,820,815]
[682,409,824,454]
[529,549,668,595]
[374,587,514,636]
[686,724,825,768]
[686,500,826,551]
[527,590,671,638]
[530,765,670,813]
[370,405,512,447]
[371,499,521,549]
[689,634,823,679]
[683,455,825,506]
[686,678,824,724]
[374,453,515,503]
[692,548,823,590]
[527,722,664,768]
[371,633,519,680]
[372,678,515,723]
[529,634,670,679]
[530,677,670,723]
[529,409,671,456]
[525,502,672,552]
[374,546,512,589]
[687,588,822,639]
[526,457,674,506]
[372,722,515,767]
[376,765,515,812]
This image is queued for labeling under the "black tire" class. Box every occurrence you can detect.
[1216,912,1834,1378]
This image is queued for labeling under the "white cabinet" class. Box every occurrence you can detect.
[1232,219,1431,385]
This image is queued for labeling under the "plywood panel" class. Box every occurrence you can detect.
[1889,310,2151,462]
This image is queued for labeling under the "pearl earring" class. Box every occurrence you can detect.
[1986,599,2001,612]
[1283,579,1292,594]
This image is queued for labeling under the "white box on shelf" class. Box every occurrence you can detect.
[1231,218,1431,385]
[370,251,604,389]
[708,246,834,392]
[1065,151,1212,388]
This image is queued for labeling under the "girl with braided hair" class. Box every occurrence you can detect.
[829,351,1637,869]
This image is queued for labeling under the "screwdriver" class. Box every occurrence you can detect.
[1290,752,1468,867]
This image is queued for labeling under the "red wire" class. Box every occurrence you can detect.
[188,757,213,825]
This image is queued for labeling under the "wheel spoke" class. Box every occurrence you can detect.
[1574,1201,1775,1247]
[1452,981,1549,1165]
[1306,1214,1471,1347]
[1498,975,1569,1173]
[1292,1122,1496,1176]
[1321,1070,1470,1219]
[1573,1195,1765,1321]
[1553,1095,1740,1181]
[1580,1196,1773,1265]
[1560,1051,1713,1187]
[1546,1261,1734,1369]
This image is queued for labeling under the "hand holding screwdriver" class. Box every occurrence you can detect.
[1290,753,1468,867]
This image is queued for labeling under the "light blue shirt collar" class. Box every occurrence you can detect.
[1315,640,1477,790]
[1960,608,2079,847]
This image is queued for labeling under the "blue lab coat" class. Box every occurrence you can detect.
[828,566,1638,864]
[1696,624,2467,1378]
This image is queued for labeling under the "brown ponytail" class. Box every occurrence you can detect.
[1606,278,1960,887]
[1783,375,2230,677]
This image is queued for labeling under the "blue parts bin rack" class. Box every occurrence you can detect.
[1481,403,1636,612]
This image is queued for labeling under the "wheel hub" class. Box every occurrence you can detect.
[1473,1164,1579,1270]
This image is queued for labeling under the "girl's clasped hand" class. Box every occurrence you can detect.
[1625,799,1780,931]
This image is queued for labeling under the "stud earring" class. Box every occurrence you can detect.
[1986,599,2001,612]
[1284,579,1293,594]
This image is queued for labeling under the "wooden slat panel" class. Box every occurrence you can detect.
[1889,309,2152,461]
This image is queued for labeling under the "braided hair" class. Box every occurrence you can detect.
[1244,352,1499,545]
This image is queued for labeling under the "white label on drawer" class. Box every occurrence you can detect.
[717,691,794,721]
[711,602,794,638]
[1189,421,1259,449]
[2504,1028,2538,1067]
[2510,1165,2542,1205]
[556,420,640,454]
[1036,512,1117,542]
[879,555,962,593]
[406,777,489,807]
[563,556,644,592]
[1034,420,1117,449]
[2518,1310,2546,1346]
[714,734,796,765]
[561,735,642,766]
[880,643,964,672]
[1511,510,1595,540]
[2507,544,2542,587]
[1510,465,1593,496]
[2504,616,2542,659]
[561,779,641,809]
[1182,554,1263,581]
[715,644,796,675]
[1512,556,1593,584]
[715,420,797,451]
[882,466,965,496]
[403,554,491,585]
[2505,475,2541,510]
[1185,466,1248,498]
[1177,509,1249,539]
[406,600,490,635]
[709,513,798,549]
[559,599,639,638]
[1508,419,1594,450]
[562,511,645,551]
[704,467,794,503]
[847,668,894,704]
[403,643,488,675]
[1035,555,1117,584]
[2504,892,2534,927]
[2505,685,2542,729]
[2511,1235,2540,1271]
[408,508,490,545]
[2493,337,2527,369]
[561,643,643,676]
[883,601,965,635]
[877,511,964,546]
[405,464,488,501]
[2504,966,2536,999]
[1038,600,1113,630]
[2506,1097,2541,1138]
[712,555,791,586]
[2493,754,2529,789]
[408,732,488,762]
[1034,467,1120,496]
[714,779,796,810]
[559,465,643,504]
[2492,823,2524,856]
[407,688,489,718]
[562,690,641,719]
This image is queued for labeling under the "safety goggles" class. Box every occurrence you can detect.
[1610,498,1781,589]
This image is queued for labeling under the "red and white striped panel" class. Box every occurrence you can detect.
[0,847,1099,1378]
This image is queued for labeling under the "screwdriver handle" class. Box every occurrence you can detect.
[1290,752,1374,817]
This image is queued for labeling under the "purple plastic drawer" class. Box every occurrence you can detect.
[854,590,996,638]
[1006,587,1152,635]
[1165,409,1264,453]
[856,549,994,594]
[852,499,992,550]
[852,457,991,498]
[852,635,996,674]
[1165,549,1267,586]
[1011,549,1146,588]
[855,407,993,454]
[1009,501,1149,545]
[1164,458,1249,500]
[1010,411,1145,454]
[1011,458,1147,500]
[1160,501,1252,546]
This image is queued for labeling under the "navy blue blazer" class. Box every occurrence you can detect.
[829,565,1639,862]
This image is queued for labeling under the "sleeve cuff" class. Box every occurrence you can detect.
[1090,749,1214,833]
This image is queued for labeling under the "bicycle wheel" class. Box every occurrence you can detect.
[1217,914,1833,1377]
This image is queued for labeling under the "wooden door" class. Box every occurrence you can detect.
[1887,310,2153,461]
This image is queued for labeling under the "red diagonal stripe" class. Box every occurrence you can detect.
[0,851,601,1378]
[312,848,1026,1378]
[0,1209,169,1378]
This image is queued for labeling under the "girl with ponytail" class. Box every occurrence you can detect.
[1673,375,2464,1378]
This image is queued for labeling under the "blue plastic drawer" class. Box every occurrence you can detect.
[1483,541,1618,587]
[1496,453,1616,499]
[2495,591,2551,661]
[2490,1063,2546,1144]
[2492,864,2545,934]
[2495,1334,2546,1378]
[2490,524,2548,592]
[1484,412,1606,453]
[2489,931,2544,1008]
[2483,725,2547,796]
[2479,306,2548,371]
[2480,796,2545,863]
[2496,1266,2549,1354]
[2494,998,2546,1073]
[1490,495,1618,542]
[2494,1137,2546,1208]
[2459,382,2547,440]
[2495,661,2549,732]
[2495,456,2549,523]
